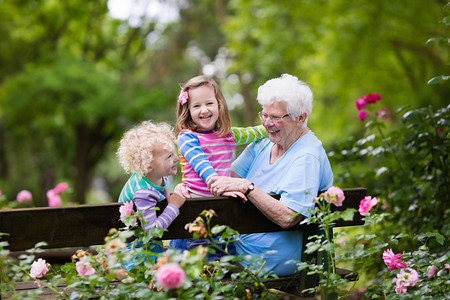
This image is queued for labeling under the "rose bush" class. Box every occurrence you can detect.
[16,190,33,204]
[0,207,281,299]
[298,91,449,298]
[155,263,186,289]
[0,182,70,209]
[358,196,378,215]
[298,185,449,299]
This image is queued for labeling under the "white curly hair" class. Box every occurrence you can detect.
[257,74,313,128]
[117,120,176,177]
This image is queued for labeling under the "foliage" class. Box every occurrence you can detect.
[1,0,448,204]
[0,183,70,209]
[300,187,449,299]
[0,209,279,299]
[223,0,449,142]
[0,59,124,205]
[329,102,449,255]
[0,0,233,204]
[0,0,184,204]
[426,2,450,85]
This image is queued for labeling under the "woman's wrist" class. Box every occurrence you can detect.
[243,180,255,196]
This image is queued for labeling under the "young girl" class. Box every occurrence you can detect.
[117,120,185,269]
[171,75,267,256]
[176,75,267,198]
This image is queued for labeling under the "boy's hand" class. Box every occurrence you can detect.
[174,183,191,198]
[165,188,186,209]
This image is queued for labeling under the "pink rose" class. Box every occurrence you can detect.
[322,186,345,207]
[365,93,381,104]
[395,268,418,294]
[17,190,32,203]
[53,182,68,194]
[355,96,367,111]
[377,108,390,120]
[395,282,407,294]
[383,249,407,271]
[428,265,439,278]
[357,110,368,122]
[47,189,62,207]
[119,201,136,225]
[156,263,186,289]
[76,257,96,277]
[358,196,378,215]
[30,258,49,278]
[336,236,346,247]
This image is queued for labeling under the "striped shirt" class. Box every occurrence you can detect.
[178,125,267,197]
[118,173,179,232]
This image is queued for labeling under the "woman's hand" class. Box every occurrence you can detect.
[222,191,248,202]
[208,176,251,197]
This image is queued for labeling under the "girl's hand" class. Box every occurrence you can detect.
[165,189,186,209]
[174,183,191,198]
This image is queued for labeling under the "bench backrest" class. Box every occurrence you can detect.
[0,188,366,252]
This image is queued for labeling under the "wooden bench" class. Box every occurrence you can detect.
[0,187,366,299]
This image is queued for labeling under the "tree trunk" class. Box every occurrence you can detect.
[73,121,115,204]
[242,83,257,125]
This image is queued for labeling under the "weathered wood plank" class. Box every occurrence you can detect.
[0,188,366,252]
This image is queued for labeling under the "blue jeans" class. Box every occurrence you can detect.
[122,241,164,271]
[169,238,236,260]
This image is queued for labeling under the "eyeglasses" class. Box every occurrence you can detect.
[258,112,291,123]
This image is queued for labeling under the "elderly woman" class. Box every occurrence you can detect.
[208,74,334,276]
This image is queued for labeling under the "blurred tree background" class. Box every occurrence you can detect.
[0,0,448,205]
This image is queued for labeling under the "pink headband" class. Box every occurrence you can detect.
[178,89,188,105]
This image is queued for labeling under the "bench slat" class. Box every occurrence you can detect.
[0,188,366,252]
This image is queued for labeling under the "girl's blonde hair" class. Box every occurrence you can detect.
[176,75,231,136]
[117,121,175,177]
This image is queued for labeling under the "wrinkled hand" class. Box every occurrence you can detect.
[165,188,186,209]
[208,176,249,198]
[222,191,248,203]
[174,183,191,199]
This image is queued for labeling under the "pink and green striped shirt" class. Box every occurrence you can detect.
[178,125,267,197]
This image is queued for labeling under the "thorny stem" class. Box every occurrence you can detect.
[204,215,270,294]
[16,265,69,299]
[374,122,404,170]
[316,200,336,297]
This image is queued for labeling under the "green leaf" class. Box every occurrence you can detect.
[425,232,445,245]
[394,233,410,239]
[211,225,226,235]
[375,167,389,177]
[305,242,322,254]
[427,75,450,85]
[443,15,450,26]
[426,37,444,44]
[340,208,356,221]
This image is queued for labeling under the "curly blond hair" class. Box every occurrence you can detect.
[117,121,176,177]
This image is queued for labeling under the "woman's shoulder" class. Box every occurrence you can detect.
[244,138,271,154]
[291,131,327,157]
